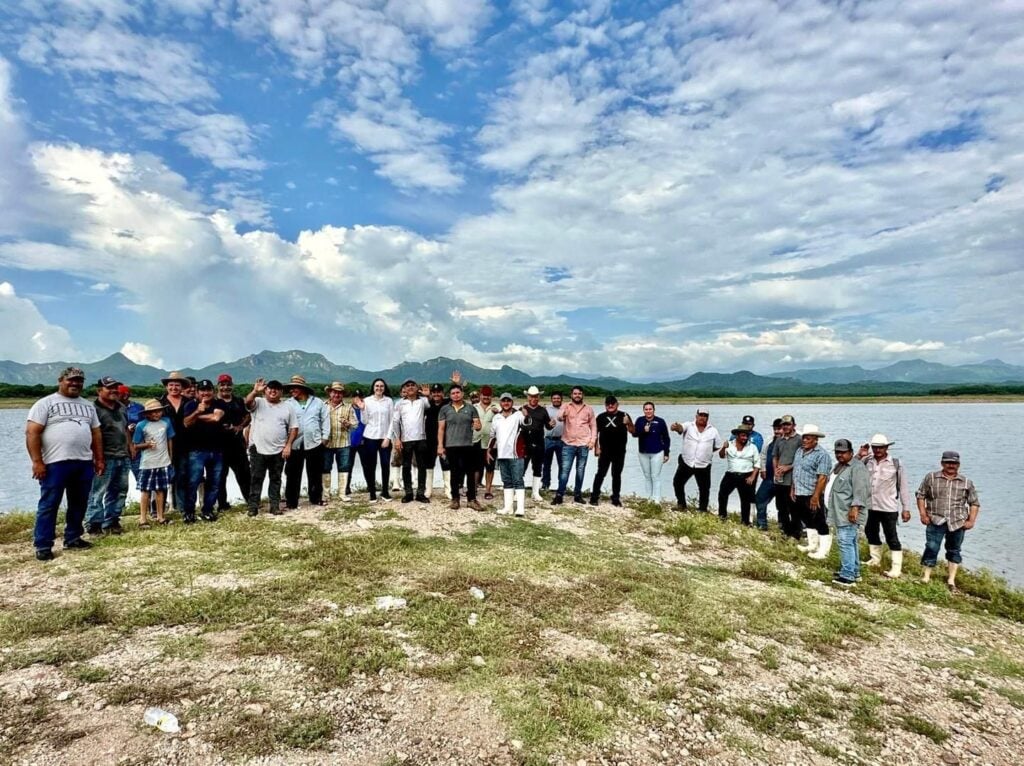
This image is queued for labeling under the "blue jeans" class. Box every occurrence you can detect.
[754,475,774,529]
[35,460,94,551]
[557,444,589,498]
[497,458,526,489]
[85,456,130,529]
[186,450,224,519]
[637,452,664,501]
[542,437,563,488]
[921,523,966,567]
[836,525,861,580]
[323,446,352,473]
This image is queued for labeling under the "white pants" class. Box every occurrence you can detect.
[637,452,665,502]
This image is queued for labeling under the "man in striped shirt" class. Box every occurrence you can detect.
[916,451,980,592]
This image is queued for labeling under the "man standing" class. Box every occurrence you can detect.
[542,391,564,491]
[589,396,633,506]
[520,386,555,501]
[791,424,833,559]
[474,386,499,499]
[323,382,357,501]
[215,374,251,512]
[283,375,330,509]
[85,376,131,536]
[916,451,980,592]
[553,386,596,505]
[771,415,801,538]
[858,434,912,579]
[391,378,431,503]
[739,415,764,452]
[245,379,298,516]
[717,425,760,525]
[25,367,103,560]
[670,408,722,512]
[489,393,527,516]
[183,379,228,523]
[159,371,190,512]
[754,419,783,531]
[424,383,451,500]
[827,439,870,586]
[437,383,482,510]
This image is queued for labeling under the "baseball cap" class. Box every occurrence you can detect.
[480,385,493,396]
[742,415,755,425]
[96,376,121,388]
[402,378,417,388]
[696,407,710,415]
[780,415,795,425]
[772,418,783,428]
[941,450,961,463]
[117,384,131,395]
[430,383,444,393]
[499,392,513,401]
[834,438,853,452]
[605,395,618,405]
[217,373,233,384]
[197,379,215,390]
[60,366,86,380]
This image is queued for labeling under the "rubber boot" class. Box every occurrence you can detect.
[443,470,452,500]
[947,562,959,590]
[809,533,832,560]
[884,549,903,579]
[322,473,333,500]
[515,489,526,517]
[424,469,434,499]
[338,473,351,501]
[531,475,542,502]
[797,529,820,553]
[866,544,883,567]
[500,489,513,516]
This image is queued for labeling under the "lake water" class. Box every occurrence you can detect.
[3,402,1020,586]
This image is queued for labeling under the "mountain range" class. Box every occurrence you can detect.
[2,350,1023,393]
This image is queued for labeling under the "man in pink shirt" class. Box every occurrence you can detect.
[552,386,596,505]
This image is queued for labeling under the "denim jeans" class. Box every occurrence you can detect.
[85,455,130,529]
[186,450,224,519]
[836,524,861,580]
[921,523,966,567]
[542,437,563,489]
[35,459,94,551]
[557,444,589,498]
[636,452,665,502]
[497,457,526,489]
[249,451,284,514]
[323,446,352,473]
[754,475,774,529]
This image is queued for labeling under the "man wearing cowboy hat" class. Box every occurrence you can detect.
[322,382,358,501]
[916,451,980,592]
[25,367,103,560]
[857,433,912,578]
[159,371,191,514]
[283,375,330,509]
[520,385,555,501]
[717,424,761,525]
[791,424,833,559]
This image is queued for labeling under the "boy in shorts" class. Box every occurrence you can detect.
[133,399,175,527]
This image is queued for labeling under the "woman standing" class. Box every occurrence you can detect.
[634,402,671,502]
[356,379,394,502]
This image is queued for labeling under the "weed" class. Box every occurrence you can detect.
[275,714,334,749]
[71,664,111,683]
[995,686,1024,708]
[899,714,949,744]
[760,645,780,670]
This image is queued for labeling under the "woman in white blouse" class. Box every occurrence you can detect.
[355,378,394,501]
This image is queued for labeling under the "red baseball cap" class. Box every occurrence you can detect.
[117,384,131,395]
[480,385,493,396]
[217,374,233,384]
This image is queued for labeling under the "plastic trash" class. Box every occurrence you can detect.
[468,612,479,627]
[374,596,407,611]
[143,707,180,733]
[469,587,485,601]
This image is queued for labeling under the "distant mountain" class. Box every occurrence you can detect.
[772,359,1024,385]
[0,352,166,386]
[183,350,372,386]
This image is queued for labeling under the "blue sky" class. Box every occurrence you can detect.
[0,0,1022,378]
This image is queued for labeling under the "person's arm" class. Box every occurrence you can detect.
[437,420,447,456]
[809,473,828,509]
[660,419,671,462]
[850,464,870,522]
[624,412,635,435]
[26,421,46,480]
[245,379,265,410]
[319,401,330,446]
[963,481,981,530]
[91,426,105,476]
[718,441,729,459]
[897,462,912,520]
[916,475,931,524]
[283,427,298,459]
[746,445,761,484]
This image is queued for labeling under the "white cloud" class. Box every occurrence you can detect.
[119,341,163,368]
[89,282,111,292]
[0,282,76,362]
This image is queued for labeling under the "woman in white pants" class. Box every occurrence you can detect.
[633,402,671,502]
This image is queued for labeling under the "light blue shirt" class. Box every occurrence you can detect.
[792,444,832,496]
[288,396,330,450]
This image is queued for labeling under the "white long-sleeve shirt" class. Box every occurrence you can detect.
[361,396,394,440]
[390,397,429,442]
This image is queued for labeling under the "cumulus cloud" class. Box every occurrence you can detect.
[119,341,164,368]
[0,282,76,362]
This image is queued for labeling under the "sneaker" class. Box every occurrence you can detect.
[182,516,197,525]
[64,538,93,550]
[573,494,584,504]
[201,512,218,522]
[87,522,102,536]
[35,548,54,561]
[381,492,392,500]
[831,575,856,587]
[589,496,599,506]
[551,495,564,505]
[468,500,484,512]
[415,494,430,503]
[269,509,283,516]
[104,523,123,536]
[217,504,231,512]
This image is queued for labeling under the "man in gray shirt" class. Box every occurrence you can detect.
[85,376,131,536]
[437,384,482,511]
[245,379,298,516]
[771,415,801,539]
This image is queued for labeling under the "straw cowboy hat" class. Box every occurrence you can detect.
[160,370,189,386]
[286,375,315,394]
[141,398,167,413]
[799,424,826,438]
[868,433,895,447]
[324,381,346,394]
[730,424,753,436]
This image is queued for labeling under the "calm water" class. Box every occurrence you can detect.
[3,403,1020,585]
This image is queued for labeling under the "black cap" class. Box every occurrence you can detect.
[772,418,783,427]
[197,379,215,390]
[186,376,197,385]
[742,415,755,425]
[834,438,853,452]
[941,450,961,463]
[605,395,618,405]
[430,383,444,393]
[265,379,283,390]
[96,376,121,388]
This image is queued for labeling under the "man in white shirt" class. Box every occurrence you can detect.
[670,407,722,512]
[488,392,527,516]
[391,378,431,503]
[857,433,912,578]
[245,379,298,516]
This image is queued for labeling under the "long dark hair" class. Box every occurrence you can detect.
[370,378,391,397]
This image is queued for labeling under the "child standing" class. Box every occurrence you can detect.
[133,399,175,527]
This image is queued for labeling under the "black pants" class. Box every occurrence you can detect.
[794,494,829,535]
[522,438,545,478]
[249,451,284,514]
[285,444,325,507]
[773,485,799,538]
[359,438,392,499]
[673,459,712,510]
[591,450,626,501]
[446,446,477,501]
[218,438,251,509]
[345,448,363,494]
[718,472,756,524]
[401,439,430,497]
[865,510,902,550]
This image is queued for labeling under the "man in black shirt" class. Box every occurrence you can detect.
[424,383,451,500]
[520,385,555,501]
[182,379,227,523]
[590,396,633,506]
[215,373,251,511]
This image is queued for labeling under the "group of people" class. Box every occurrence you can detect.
[24,368,981,591]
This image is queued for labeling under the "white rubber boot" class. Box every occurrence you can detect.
[797,529,820,553]
[424,469,434,499]
[499,489,513,516]
[515,489,526,517]
[884,550,904,579]
[339,473,351,502]
[322,473,333,499]
[809,533,832,560]
[531,475,542,502]
[443,470,452,500]
[866,544,883,567]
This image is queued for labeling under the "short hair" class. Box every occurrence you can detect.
[449,383,462,393]
[643,401,655,410]
[772,418,783,428]
[571,385,584,394]
[551,391,564,398]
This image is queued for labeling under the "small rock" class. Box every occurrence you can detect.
[56,691,72,702]
[593,699,605,711]
[468,613,479,627]
[381,682,393,693]
[941,754,959,765]
[356,519,374,530]
[469,587,486,600]
[375,596,407,611]
[509,739,523,750]
[698,665,718,677]
[94,700,106,711]
[471,655,486,667]
[245,704,265,715]
[678,536,692,547]
[957,647,976,657]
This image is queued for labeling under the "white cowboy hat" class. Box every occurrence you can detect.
[523,385,543,396]
[868,433,895,447]
[799,424,826,438]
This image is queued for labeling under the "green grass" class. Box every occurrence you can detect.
[899,714,949,744]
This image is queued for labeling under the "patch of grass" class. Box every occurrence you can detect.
[800,688,837,719]
[737,556,796,585]
[735,701,806,740]
[899,714,949,744]
[106,679,203,706]
[660,512,711,543]
[71,664,111,683]
[995,686,1024,708]
[0,511,35,545]
[275,713,334,749]
[1,630,110,670]
[759,645,780,670]
[948,687,983,707]
[159,634,209,660]
[850,691,885,731]
[0,595,115,642]
[628,499,666,520]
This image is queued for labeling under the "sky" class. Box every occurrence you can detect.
[0,0,1022,379]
